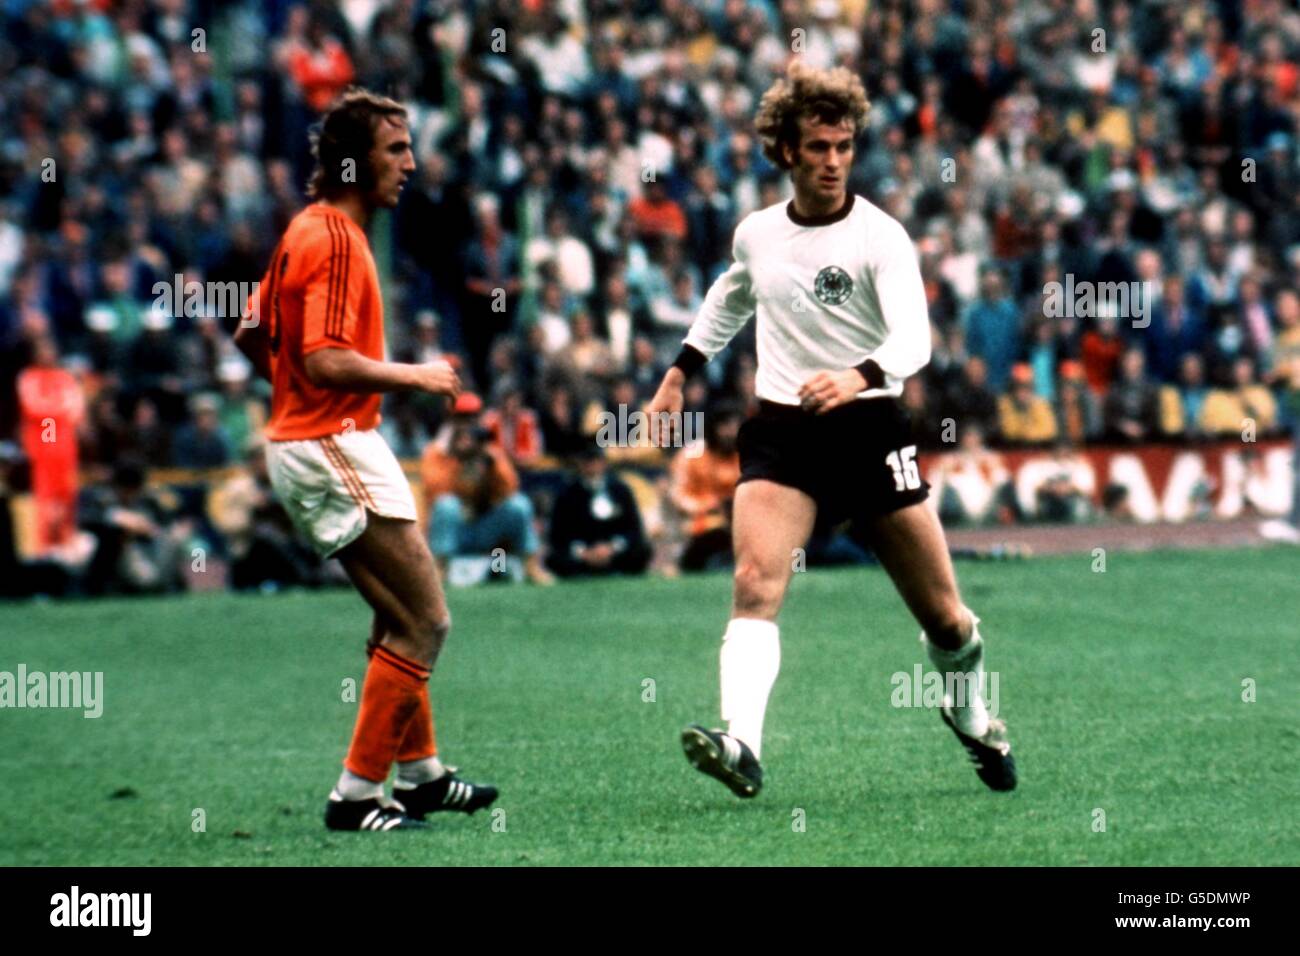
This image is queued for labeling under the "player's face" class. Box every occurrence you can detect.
[368,117,416,208]
[788,117,853,209]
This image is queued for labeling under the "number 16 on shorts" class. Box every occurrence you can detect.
[886,445,921,491]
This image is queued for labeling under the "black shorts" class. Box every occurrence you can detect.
[737,398,930,526]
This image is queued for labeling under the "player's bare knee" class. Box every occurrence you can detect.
[408,609,450,656]
[732,561,783,619]
[431,612,452,646]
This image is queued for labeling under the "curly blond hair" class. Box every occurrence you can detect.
[754,61,871,170]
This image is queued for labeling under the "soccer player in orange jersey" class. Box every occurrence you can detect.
[235,89,498,831]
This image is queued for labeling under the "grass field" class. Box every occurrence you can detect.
[2,546,1298,867]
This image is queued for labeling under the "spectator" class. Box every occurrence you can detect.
[1186,235,1240,313]
[534,280,573,356]
[600,377,664,467]
[1204,305,1256,386]
[963,266,1020,393]
[1201,357,1278,437]
[684,164,736,279]
[462,193,522,389]
[81,459,190,596]
[929,424,1017,525]
[421,393,553,586]
[538,383,590,460]
[600,273,638,369]
[1016,441,1097,524]
[16,336,83,552]
[650,270,703,356]
[547,441,650,579]
[670,404,742,571]
[551,310,616,386]
[482,386,544,467]
[209,442,326,591]
[1103,348,1162,443]
[525,206,596,300]
[998,363,1058,446]
[398,157,473,347]
[1259,289,1300,542]
[627,179,688,242]
[0,442,74,597]
[1080,314,1125,397]
[172,394,232,468]
[1167,353,1212,440]
[518,12,591,99]
[1236,274,1274,358]
[1054,359,1102,445]
[941,354,1000,441]
[285,14,355,114]
[1022,315,1059,401]
[1145,274,1206,384]
[126,309,186,423]
[123,396,173,465]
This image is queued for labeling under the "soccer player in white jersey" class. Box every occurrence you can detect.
[648,62,1016,795]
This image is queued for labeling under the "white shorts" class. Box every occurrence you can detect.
[266,428,418,558]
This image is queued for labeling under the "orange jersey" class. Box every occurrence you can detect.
[254,203,386,441]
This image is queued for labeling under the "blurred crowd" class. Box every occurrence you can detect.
[3,0,1300,597]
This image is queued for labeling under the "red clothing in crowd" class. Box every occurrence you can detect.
[482,408,544,465]
[287,40,355,112]
[626,195,688,240]
[1080,331,1124,396]
[17,366,84,549]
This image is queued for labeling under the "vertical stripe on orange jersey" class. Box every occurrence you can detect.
[324,215,342,340]
[325,214,340,343]
[334,218,352,340]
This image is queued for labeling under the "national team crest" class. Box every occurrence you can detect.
[814,265,853,305]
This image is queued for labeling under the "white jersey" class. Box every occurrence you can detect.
[683,193,931,405]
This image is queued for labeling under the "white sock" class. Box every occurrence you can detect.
[394,756,447,789]
[924,608,990,739]
[720,618,781,759]
[334,769,384,802]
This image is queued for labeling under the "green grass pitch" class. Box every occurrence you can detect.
[2,547,1297,866]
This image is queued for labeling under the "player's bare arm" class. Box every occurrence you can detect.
[233,321,271,382]
[304,348,460,397]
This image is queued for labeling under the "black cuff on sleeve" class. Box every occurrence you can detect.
[671,344,708,377]
[853,358,887,390]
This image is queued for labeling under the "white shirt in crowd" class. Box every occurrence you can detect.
[526,234,595,297]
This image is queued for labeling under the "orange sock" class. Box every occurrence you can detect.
[344,645,430,782]
[396,684,438,763]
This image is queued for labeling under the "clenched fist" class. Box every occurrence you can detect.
[413,360,461,398]
[798,368,868,414]
[646,367,686,445]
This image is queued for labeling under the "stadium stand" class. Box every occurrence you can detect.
[2,0,1299,596]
